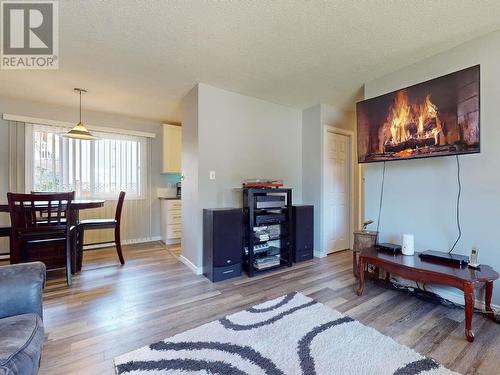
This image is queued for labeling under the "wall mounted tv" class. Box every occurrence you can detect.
[356,65,480,163]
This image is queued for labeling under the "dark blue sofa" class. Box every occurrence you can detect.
[0,262,45,375]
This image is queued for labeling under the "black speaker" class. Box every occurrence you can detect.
[203,208,243,282]
[292,205,314,262]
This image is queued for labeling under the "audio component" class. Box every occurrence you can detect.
[203,208,243,282]
[419,250,469,266]
[255,195,286,209]
[292,205,314,262]
[376,243,402,254]
[255,213,286,226]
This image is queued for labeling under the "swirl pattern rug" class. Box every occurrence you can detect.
[114,292,459,375]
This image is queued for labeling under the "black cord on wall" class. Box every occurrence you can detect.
[376,161,386,235]
[449,155,462,254]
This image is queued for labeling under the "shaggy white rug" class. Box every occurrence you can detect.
[114,292,459,375]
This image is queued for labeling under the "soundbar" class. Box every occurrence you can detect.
[419,250,469,266]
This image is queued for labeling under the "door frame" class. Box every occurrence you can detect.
[322,126,355,254]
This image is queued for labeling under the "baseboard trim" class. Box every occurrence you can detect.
[431,285,500,311]
[125,236,162,244]
[391,276,500,311]
[83,236,162,250]
[179,255,202,275]
[163,238,181,245]
[314,250,326,258]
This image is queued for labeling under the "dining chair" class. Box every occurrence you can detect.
[77,191,125,268]
[7,192,76,286]
[0,225,10,261]
[30,191,70,224]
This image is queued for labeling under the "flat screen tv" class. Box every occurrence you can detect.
[356,65,480,163]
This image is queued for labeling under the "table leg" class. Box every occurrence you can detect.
[77,227,84,271]
[353,251,359,278]
[70,229,77,275]
[370,266,379,280]
[73,209,83,272]
[384,271,391,283]
[9,239,21,264]
[485,281,494,317]
[464,282,475,342]
[356,257,365,296]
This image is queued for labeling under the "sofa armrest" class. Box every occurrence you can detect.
[0,262,46,320]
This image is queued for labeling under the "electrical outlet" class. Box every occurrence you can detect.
[209,171,216,180]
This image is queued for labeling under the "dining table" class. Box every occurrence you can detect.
[0,199,105,271]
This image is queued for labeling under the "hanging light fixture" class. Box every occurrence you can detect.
[64,88,98,140]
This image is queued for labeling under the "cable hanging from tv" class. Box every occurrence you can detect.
[449,155,462,254]
[376,161,386,235]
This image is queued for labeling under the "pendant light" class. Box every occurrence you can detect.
[64,88,98,140]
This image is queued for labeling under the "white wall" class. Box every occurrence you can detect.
[302,105,323,253]
[181,83,303,269]
[180,86,200,271]
[363,29,500,305]
[0,96,165,243]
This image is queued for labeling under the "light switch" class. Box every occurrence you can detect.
[209,171,216,180]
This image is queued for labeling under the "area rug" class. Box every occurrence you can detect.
[114,292,459,375]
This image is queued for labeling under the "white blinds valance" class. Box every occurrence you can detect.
[3,113,156,138]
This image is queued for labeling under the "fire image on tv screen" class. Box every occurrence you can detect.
[356,65,480,163]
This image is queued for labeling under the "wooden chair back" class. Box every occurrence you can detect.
[7,192,75,232]
[30,191,66,194]
[115,191,126,223]
[30,191,71,220]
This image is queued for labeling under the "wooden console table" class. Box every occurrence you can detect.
[356,247,499,342]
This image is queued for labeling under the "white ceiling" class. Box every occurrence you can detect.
[1,1,500,123]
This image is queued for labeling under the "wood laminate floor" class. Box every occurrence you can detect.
[33,242,500,374]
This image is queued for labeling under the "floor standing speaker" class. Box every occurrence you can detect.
[203,208,243,282]
[292,205,314,262]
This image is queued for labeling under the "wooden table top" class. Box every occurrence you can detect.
[0,199,105,213]
[360,247,499,283]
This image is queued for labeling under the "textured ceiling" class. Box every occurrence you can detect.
[1,0,500,123]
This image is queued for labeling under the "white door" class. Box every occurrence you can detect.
[325,131,350,253]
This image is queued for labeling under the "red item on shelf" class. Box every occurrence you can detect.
[243,183,284,188]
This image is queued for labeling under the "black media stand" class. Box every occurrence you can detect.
[243,188,293,277]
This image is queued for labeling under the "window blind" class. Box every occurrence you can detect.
[27,123,148,199]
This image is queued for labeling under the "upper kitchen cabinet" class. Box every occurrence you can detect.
[162,124,182,173]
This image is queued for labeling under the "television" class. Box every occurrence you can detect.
[356,65,480,163]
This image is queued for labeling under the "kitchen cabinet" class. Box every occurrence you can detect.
[162,124,182,174]
[160,199,182,244]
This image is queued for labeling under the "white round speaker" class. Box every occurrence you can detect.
[402,234,415,256]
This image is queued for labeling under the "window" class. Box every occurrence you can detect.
[27,124,147,199]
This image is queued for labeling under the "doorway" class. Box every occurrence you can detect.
[324,128,352,254]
